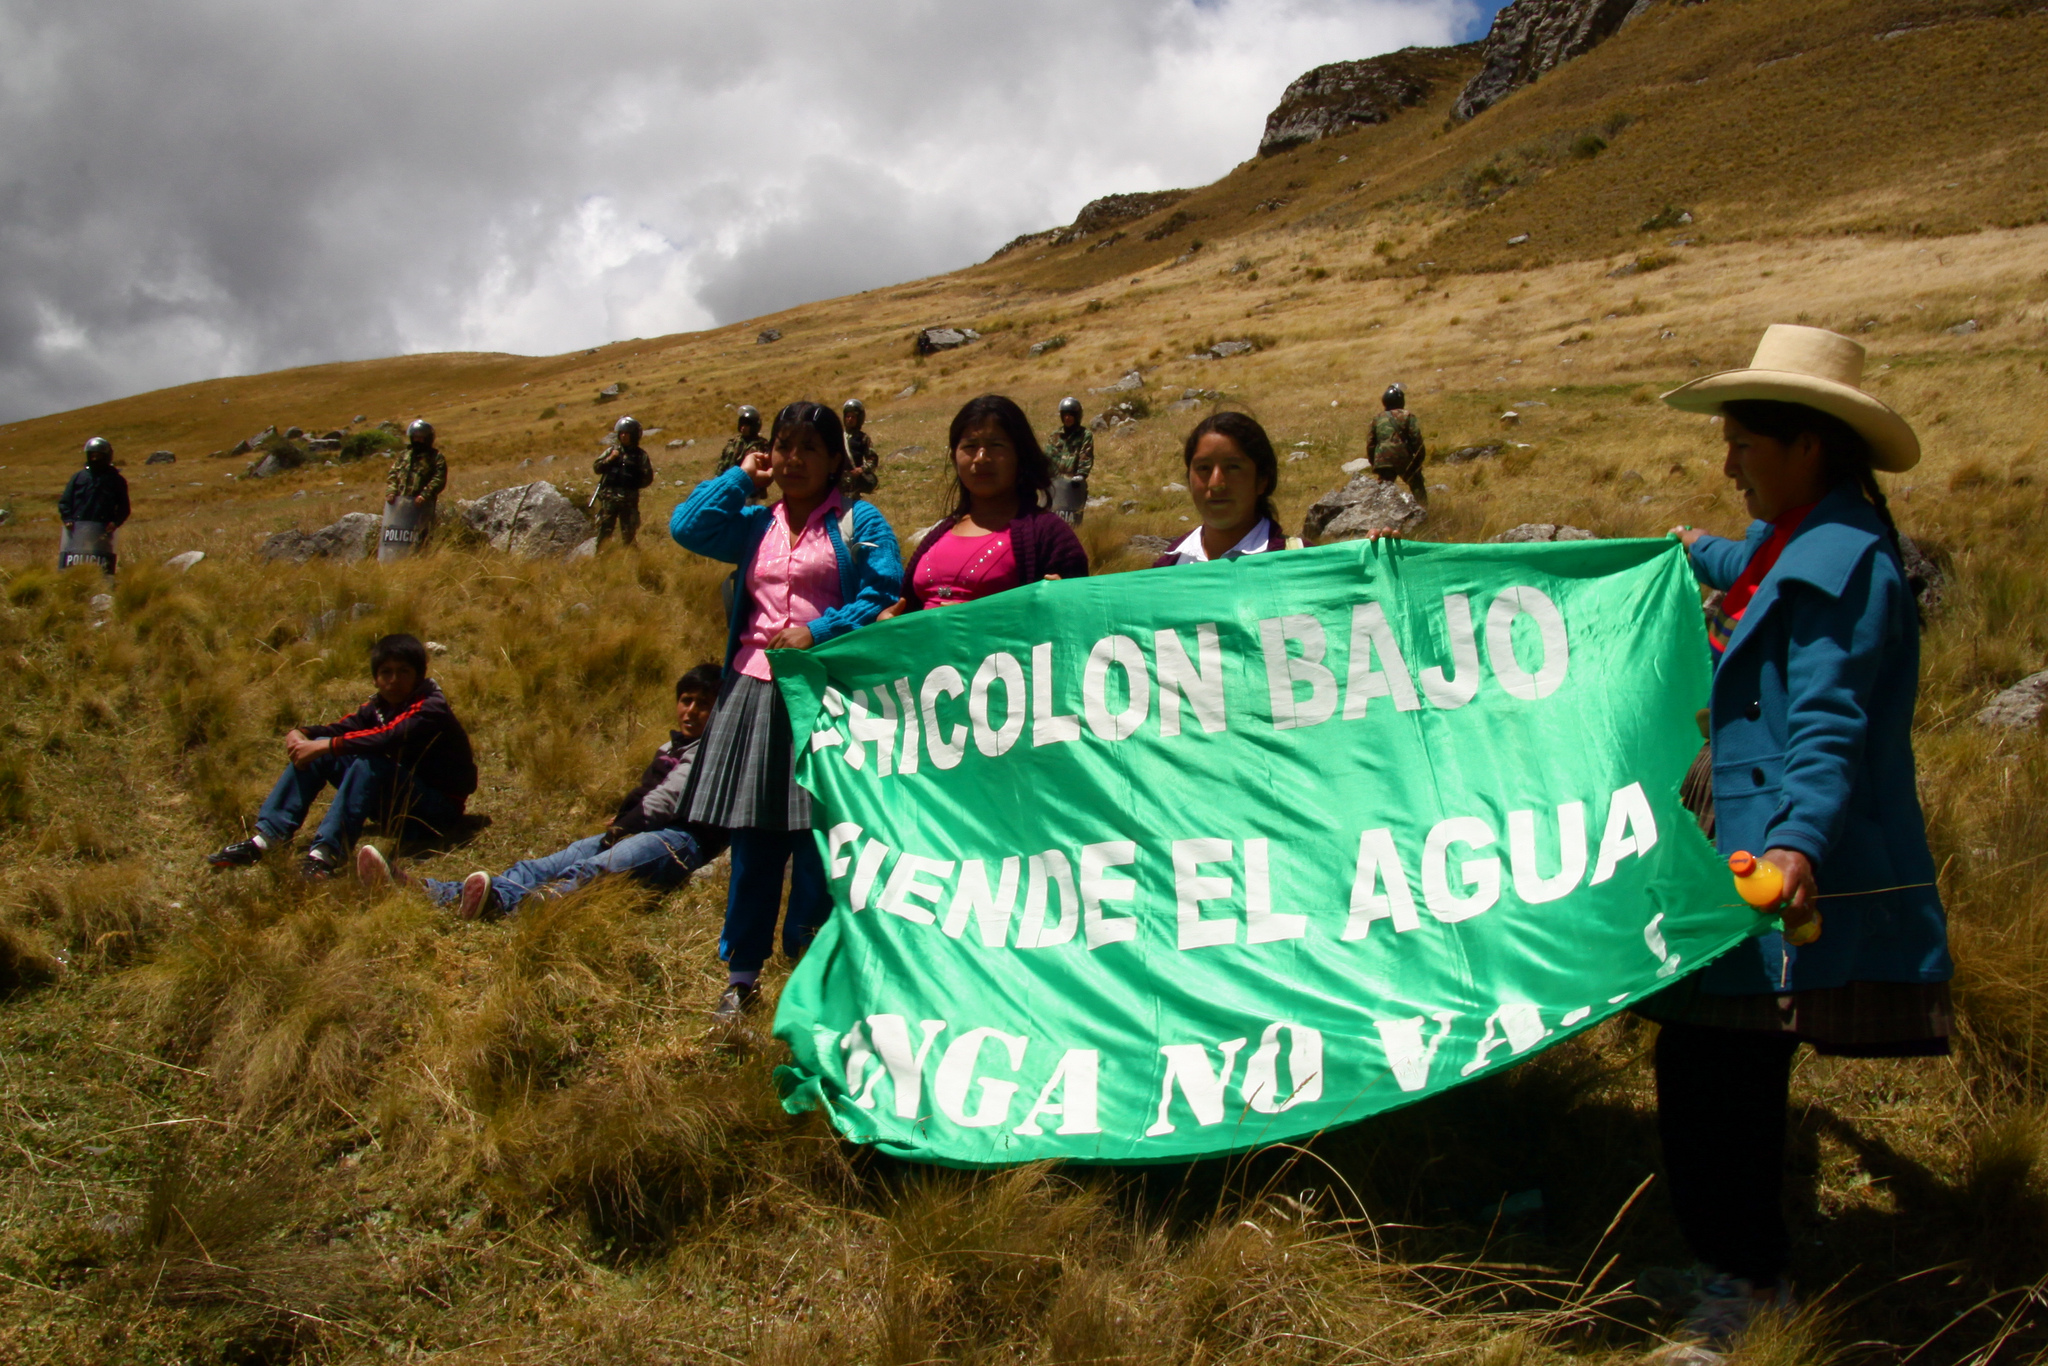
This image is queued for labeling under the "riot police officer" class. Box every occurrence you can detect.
[385,419,448,550]
[841,398,879,496]
[717,406,769,474]
[57,437,130,573]
[1045,396,1094,526]
[592,415,656,548]
[1368,384,1428,504]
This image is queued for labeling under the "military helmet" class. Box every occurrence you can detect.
[1058,396,1082,418]
[408,418,435,446]
[841,398,865,417]
[1382,385,1405,410]
[737,405,761,430]
[613,415,642,442]
[83,436,114,463]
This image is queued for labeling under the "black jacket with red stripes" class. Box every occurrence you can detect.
[301,680,479,802]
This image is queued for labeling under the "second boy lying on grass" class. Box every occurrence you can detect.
[359,665,729,918]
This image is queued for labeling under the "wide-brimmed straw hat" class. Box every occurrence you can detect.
[1661,324,1920,472]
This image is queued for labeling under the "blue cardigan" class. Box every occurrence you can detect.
[669,465,904,672]
[1687,482,1950,995]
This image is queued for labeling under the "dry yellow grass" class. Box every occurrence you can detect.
[6,4,2048,1360]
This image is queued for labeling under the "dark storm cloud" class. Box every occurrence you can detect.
[0,0,1476,421]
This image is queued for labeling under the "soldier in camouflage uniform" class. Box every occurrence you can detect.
[386,419,449,544]
[1368,384,1427,505]
[840,398,879,497]
[717,406,769,475]
[1045,396,1094,526]
[593,415,657,548]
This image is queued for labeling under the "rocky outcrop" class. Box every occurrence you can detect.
[1489,523,1597,542]
[991,190,1197,258]
[1259,46,1476,155]
[458,482,591,559]
[1304,477,1427,541]
[259,512,381,565]
[1977,670,2048,729]
[915,327,981,355]
[1453,0,1651,122]
[245,441,311,479]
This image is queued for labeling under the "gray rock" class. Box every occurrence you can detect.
[757,328,782,344]
[1128,534,1176,557]
[1899,535,1945,612]
[322,430,345,441]
[457,481,592,559]
[145,450,176,465]
[1977,670,2048,729]
[1508,233,1531,245]
[566,602,592,618]
[915,327,981,354]
[249,425,278,446]
[1287,451,1311,462]
[354,415,368,423]
[426,640,449,656]
[1489,523,1597,543]
[305,608,341,640]
[229,439,252,456]
[285,427,305,440]
[377,419,403,434]
[1162,481,1187,493]
[1040,190,1194,247]
[307,438,341,454]
[897,383,919,399]
[568,537,597,561]
[1095,370,1146,395]
[1949,319,1979,336]
[1454,0,1648,122]
[91,592,114,613]
[1028,336,1067,356]
[1120,500,1139,514]
[1340,457,1371,475]
[259,511,382,565]
[1257,48,1452,156]
[246,443,311,478]
[1305,476,1427,541]
[597,383,622,401]
[666,439,688,449]
[163,550,205,571]
[350,601,378,619]
[890,446,926,460]
[1441,444,1504,464]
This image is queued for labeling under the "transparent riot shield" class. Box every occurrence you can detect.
[379,498,426,562]
[59,521,116,573]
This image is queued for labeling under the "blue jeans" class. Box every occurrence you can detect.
[422,828,701,916]
[723,828,830,973]
[255,752,462,856]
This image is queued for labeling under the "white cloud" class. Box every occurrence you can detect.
[0,0,1485,420]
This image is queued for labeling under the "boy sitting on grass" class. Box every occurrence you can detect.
[359,664,727,919]
[207,633,478,879]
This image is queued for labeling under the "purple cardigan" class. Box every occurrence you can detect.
[903,507,1090,609]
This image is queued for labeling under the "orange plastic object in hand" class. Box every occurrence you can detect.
[1728,851,1822,945]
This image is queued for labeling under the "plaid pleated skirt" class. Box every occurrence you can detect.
[1637,741,1952,1057]
[683,672,812,832]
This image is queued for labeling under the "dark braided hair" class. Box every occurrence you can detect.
[1182,411,1283,536]
[1721,398,1917,619]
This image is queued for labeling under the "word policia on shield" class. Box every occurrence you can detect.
[770,537,1759,1167]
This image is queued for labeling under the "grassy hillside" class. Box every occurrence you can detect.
[5,0,2048,1361]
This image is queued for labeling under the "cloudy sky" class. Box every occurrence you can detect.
[0,0,1498,422]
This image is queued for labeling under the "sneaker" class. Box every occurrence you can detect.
[300,846,340,881]
[355,844,406,889]
[206,836,269,869]
[1676,1273,1794,1350]
[712,981,760,1022]
[455,871,497,921]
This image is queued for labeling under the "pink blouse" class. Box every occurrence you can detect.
[913,528,1019,607]
[734,493,846,679]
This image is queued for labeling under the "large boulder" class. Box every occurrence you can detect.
[246,441,311,479]
[1304,476,1427,541]
[1258,46,1474,156]
[459,482,592,558]
[259,512,381,565]
[1453,0,1648,122]
[1977,670,2048,729]
[144,450,176,465]
[915,327,981,354]
[1489,523,1596,543]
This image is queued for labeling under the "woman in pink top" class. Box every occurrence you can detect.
[884,394,1088,615]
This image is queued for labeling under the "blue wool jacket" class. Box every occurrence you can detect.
[669,465,904,672]
[1688,482,1950,995]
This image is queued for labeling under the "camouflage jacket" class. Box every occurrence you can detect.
[594,444,655,497]
[717,433,769,474]
[1368,410,1425,470]
[387,445,447,501]
[843,429,879,493]
[1045,425,1095,480]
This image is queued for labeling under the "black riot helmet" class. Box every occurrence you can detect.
[1382,384,1405,411]
[83,437,114,465]
[737,405,761,433]
[841,398,865,418]
[613,415,642,445]
[1058,396,1082,421]
[407,418,435,448]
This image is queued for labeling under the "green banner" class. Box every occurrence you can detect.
[770,537,1755,1166]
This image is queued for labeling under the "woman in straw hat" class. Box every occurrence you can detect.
[1639,325,1952,1345]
